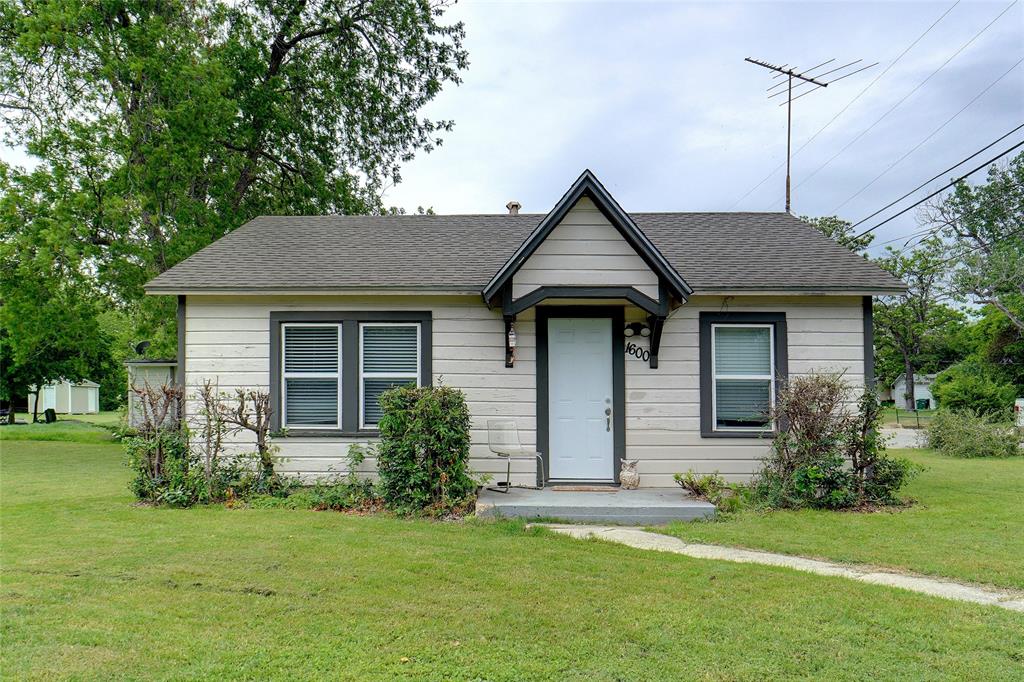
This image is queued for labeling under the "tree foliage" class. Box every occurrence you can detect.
[873,237,965,408]
[0,0,466,404]
[922,154,1024,332]
[801,215,875,254]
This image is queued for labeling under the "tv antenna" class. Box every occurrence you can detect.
[745,57,878,212]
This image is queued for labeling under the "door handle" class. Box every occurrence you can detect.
[604,407,612,432]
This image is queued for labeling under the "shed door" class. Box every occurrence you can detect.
[547,317,615,481]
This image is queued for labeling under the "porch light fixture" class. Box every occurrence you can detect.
[624,322,650,338]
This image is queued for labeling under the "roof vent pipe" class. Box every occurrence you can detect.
[506,201,521,216]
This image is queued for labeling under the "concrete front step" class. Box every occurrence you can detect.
[476,487,715,524]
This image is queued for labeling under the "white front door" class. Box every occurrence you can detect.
[548,317,615,481]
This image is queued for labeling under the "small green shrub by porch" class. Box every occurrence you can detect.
[375,384,475,515]
[925,409,1021,458]
[755,373,918,510]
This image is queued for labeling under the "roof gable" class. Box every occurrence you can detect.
[481,170,692,304]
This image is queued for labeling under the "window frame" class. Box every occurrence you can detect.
[268,311,432,437]
[710,323,775,433]
[699,311,788,439]
[359,322,422,430]
[280,322,343,430]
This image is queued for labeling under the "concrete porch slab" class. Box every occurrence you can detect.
[476,487,715,524]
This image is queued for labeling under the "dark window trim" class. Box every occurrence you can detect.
[699,311,788,439]
[269,311,432,437]
[537,306,625,485]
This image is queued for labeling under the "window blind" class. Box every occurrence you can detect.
[283,325,340,427]
[714,327,771,375]
[361,324,420,428]
[713,325,773,430]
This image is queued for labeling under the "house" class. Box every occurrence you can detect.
[890,373,938,410]
[144,170,905,486]
[35,379,100,414]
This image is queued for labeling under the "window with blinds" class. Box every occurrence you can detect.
[360,323,421,428]
[282,324,341,427]
[712,324,773,430]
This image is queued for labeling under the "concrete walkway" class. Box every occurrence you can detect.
[880,427,925,449]
[541,524,1024,612]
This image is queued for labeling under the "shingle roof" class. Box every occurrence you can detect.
[145,212,905,294]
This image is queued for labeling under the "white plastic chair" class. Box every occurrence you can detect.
[487,420,544,492]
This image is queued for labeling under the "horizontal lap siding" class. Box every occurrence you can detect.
[512,197,660,300]
[624,295,865,485]
[184,295,537,482]
[184,293,866,486]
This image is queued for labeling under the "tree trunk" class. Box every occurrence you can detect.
[32,391,40,423]
[903,358,916,410]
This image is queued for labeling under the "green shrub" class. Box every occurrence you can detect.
[375,384,476,516]
[931,364,1017,416]
[925,409,1021,458]
[755,374,918,510]
[673,471,750,514]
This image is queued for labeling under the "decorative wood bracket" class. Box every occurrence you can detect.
[647,314,666,369]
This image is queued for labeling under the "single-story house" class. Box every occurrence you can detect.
[144,170,906,486]
[34,379,100,414]
[889,373,938,410]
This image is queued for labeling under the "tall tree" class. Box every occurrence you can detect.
[801,215,875,254]
[1,0,467,346]
[922,154,1024,331]
[874,237,960,409]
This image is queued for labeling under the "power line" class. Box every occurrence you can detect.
[831,57,1024,213]
[727,0,961,210]
[847,139,1024,242]
[791,0,1019,201]
[850,123,1024,231]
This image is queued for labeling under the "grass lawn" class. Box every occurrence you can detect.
[2,434,1023,680]
[1,413,119,443]
[662,450,1024,590]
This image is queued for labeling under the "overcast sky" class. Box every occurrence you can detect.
[381,0,1023,254]
[2,1,1021,255]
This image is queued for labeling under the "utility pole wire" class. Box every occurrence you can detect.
[792,0,1019,198]
[831,57,1024,214]
[849,123,1024,231]
[846,139,1024,243]
[727,0,961,210]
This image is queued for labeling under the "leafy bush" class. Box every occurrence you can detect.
[932,364,1017,416]
[925,409,1021,458]
[673,471,749,514]
[375,384,476,516]
[755,373,919,510]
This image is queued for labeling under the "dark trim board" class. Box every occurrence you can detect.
[863,296,874,392]
[268,311,432,436]
[509,286,663,316]
[537,306,626,485]
[698,311,788,439]
[176,295,186,387]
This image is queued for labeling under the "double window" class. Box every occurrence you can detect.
[273,313,430,433]
[699,313,787,437]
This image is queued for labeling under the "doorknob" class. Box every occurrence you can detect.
[604,406,612,432]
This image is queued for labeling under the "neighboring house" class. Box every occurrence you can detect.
[126,360,179,428]
[890,373,938,410]
[144,170,905,486]
[35,379,100,414]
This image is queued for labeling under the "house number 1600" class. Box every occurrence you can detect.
[625,342,650,362]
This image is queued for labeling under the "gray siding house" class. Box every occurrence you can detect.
[145,170,905,486]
